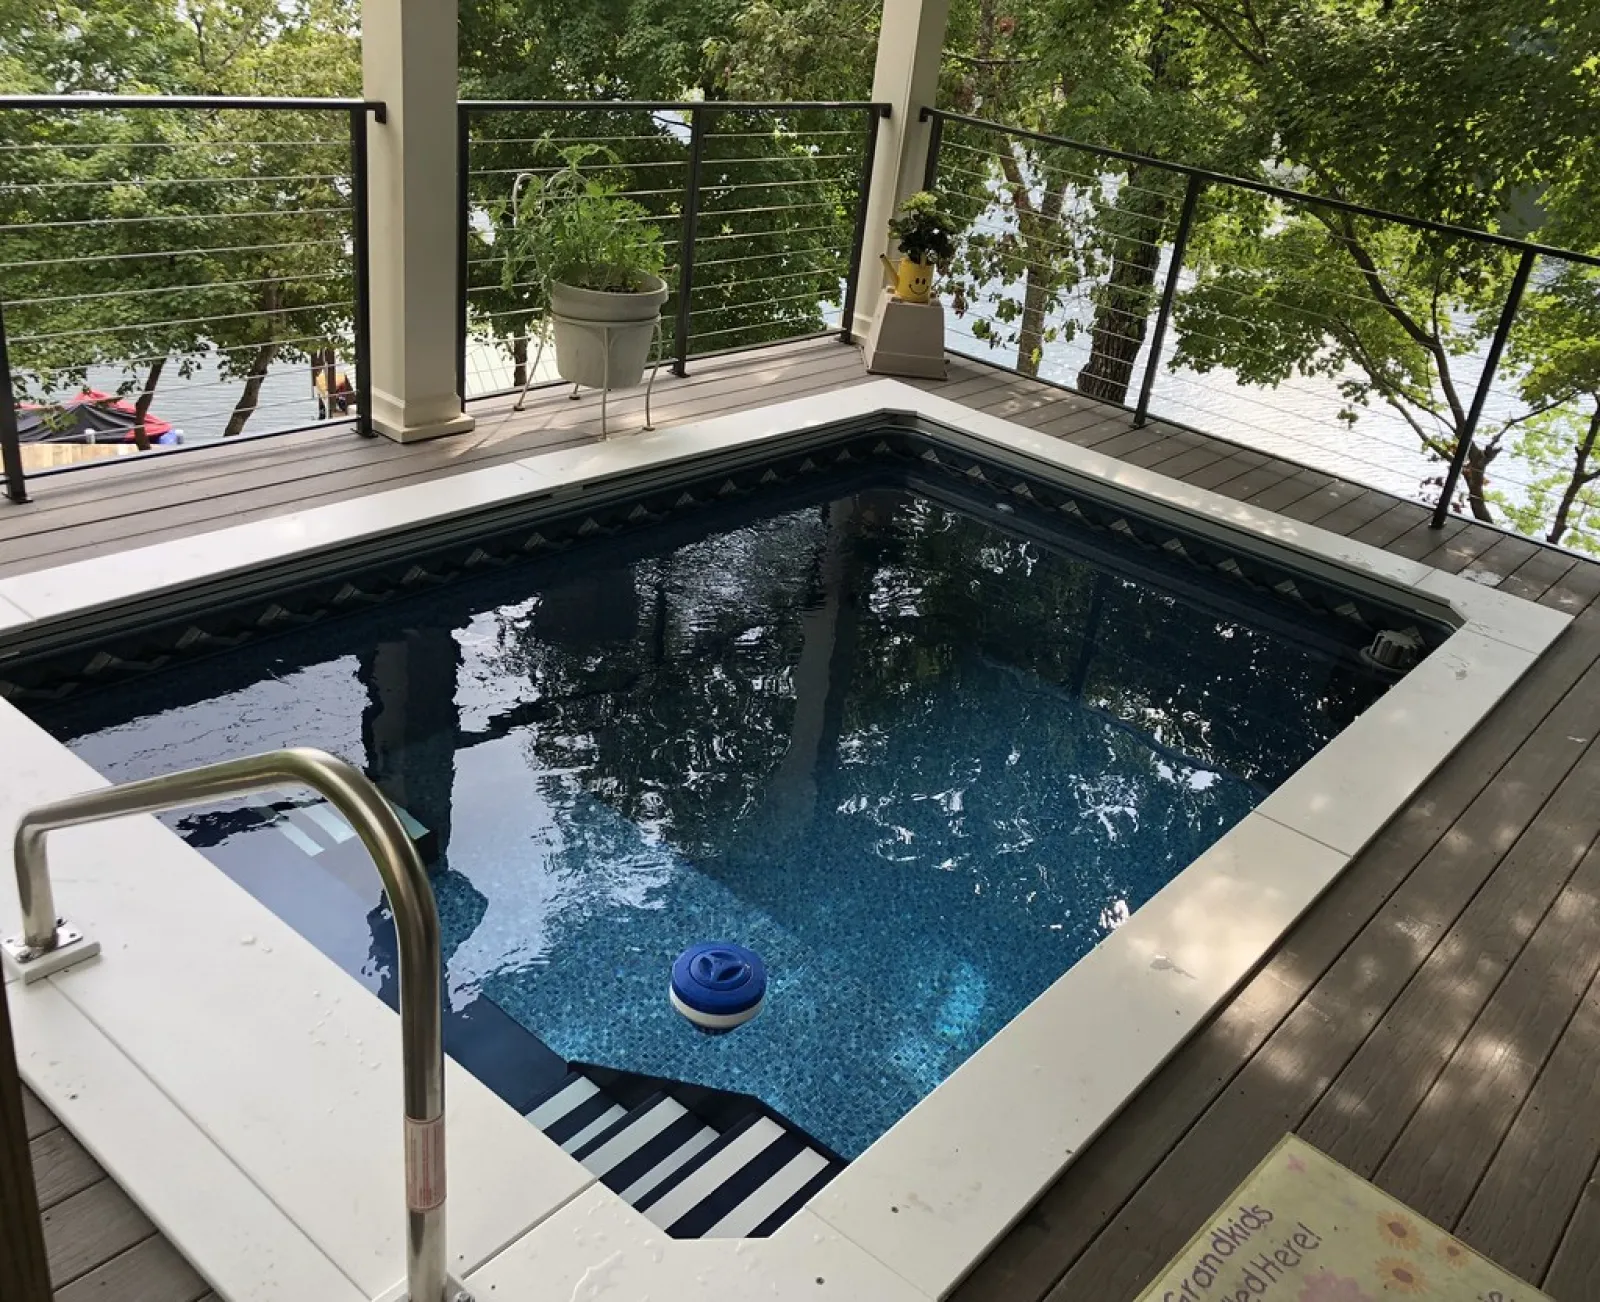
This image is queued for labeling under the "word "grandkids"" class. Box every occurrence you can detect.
[1160,1205,1326,1301]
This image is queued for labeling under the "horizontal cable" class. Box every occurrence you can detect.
[940,139,1180,205]
[467,158,687,178]
[0,137,348,153]
[0,205,347,232]
[699,152,856,167]
[468,132,678,147]
[12,300,350,344]
[708,128,863,140]
[0,171,347,194]
[694,223,841,243]
[0,236,345,272]
[16,333,352,378]
[700,174,851,195]
[6,269,341,310]
[689,317,834,342]
[697,199,847,221]
[694,249,843,271]
[688,289,834,317]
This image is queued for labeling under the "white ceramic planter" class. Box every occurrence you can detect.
[551,274,670,391]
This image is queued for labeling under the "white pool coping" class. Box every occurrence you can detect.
[0,379,1569,1301]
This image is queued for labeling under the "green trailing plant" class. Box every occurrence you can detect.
[500,145,668,305]
[887,191,958,266]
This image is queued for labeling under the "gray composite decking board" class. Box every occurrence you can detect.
[1286,483,1401,534]
[42,1179,155,1290]
[30,1127,102,1212]
[1296,732,1600,1176]
[1347,499,1436,549]
[1416,520,1509,574]
[1456,531,1547,583]
[1241,469,1334,515]
[953,609,1600,1302]
[1454,963,1600,1284]
[1546,1169,1600,1300]
[22,1083,53,1141]
[52,1234,209,1302]
[1500,545,1580,604]
[1371,819,1600,1226]
[1541,554,1600,613]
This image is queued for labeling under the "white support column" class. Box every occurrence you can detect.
[851,0,952,338]
[362,0,474,443]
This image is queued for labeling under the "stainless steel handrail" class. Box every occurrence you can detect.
[6,748,448,1302]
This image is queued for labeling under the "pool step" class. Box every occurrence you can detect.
[521,1072,843,1238]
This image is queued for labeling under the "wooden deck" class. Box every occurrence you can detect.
[6,336,1600,1300]
[22,1083,212,1302]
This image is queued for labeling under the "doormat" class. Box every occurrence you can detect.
[1135,1135,1549,1301]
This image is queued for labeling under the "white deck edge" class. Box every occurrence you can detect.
[0,379,1570,1301]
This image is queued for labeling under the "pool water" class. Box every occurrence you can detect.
[39,482,1390,1158]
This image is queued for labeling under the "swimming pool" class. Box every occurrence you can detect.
[26,457,1421,1160]
[0,382,1560,1299]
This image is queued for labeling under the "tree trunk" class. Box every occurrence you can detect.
[1548,405,1600,546]
[224,340,278,437]
[1076,176,1170,404]
[1012,181,1068,379]
[131,355,165,452]
[1462,441,1498,524]
[513,334,528,390]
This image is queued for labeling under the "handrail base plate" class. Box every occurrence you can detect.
[3,921,100,984]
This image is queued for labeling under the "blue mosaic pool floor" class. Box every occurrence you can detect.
[44,484,1384,1159]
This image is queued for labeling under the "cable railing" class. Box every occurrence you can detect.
[923,107,1600,558]
[455,99,886,404]
[0,95,385,505]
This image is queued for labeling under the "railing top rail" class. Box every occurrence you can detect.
[0,94,385,114]
[923,106,1600,270]
[462,99,890,115]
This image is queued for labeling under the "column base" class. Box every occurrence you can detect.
[368,389,476,444]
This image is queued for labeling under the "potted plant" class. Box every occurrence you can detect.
[501,146,669,391]
[884,191,958,304]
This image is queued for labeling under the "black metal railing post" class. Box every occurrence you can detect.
[839,106,887,345]
[1133,173,1204,428]
[455,104,471,411]
[349,106,376,438]
[921,107,944,192]
[1431,246,1538,529]
[673,106,708,378]
[0,300,28,504]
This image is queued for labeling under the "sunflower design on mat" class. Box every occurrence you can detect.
[1297,1271,1374,1302]
[1436,1237,1469,1269]
[1374,1257,1430,1294]
[1377,1211,1424,1252]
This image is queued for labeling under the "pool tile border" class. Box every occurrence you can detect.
[0,380,1570,1301]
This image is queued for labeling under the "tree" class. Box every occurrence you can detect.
[0,0,362,442]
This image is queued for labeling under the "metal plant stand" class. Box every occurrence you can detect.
[511,313,664,438]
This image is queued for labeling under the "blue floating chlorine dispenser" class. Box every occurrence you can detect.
[670,941,767,1034]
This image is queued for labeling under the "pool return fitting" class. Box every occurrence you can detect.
[4,748,463,1302]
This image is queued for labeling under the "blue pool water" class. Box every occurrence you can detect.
[36,479,1393,1157]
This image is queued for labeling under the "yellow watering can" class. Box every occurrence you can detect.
[881,253,935,304]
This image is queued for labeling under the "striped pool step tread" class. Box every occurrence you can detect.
[633,1114,787,1226]
[608,1113,722,1205]
[701,1143,834,1238]
[573,1092,696,1179]
[522,1072,598,1129]
[520,1071,843,1238]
